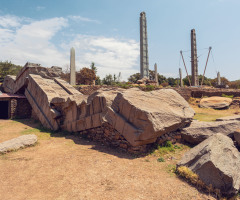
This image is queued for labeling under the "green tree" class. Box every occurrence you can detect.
[0,61,22,82]
[158,74,168,85]
[90,62,97,74]
[183,75,192,86]
[198,75,212,86]
[210,77,229,87]
[229,80,240,89]
[95,76,102,85]
[167,77,177,87]
[102,74,114,85]
[77,67,96,85]
[113,74,117,83]
[128,73,140,83]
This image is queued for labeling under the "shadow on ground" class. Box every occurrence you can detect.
[13,118,137,160]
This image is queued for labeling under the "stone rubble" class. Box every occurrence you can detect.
[180,120,240,145]
[2,63,195,148]
[178,133,240,196]
[0,134,38,154]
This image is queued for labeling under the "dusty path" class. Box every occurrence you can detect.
[0,119,215,200]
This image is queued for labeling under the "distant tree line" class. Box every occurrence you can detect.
[128,70,238,88]
[0,61,22,82]
[2,60,240,89]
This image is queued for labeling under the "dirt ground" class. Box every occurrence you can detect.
[0,118,220,200]
[4,95,240,200]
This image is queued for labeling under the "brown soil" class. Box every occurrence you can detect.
[0,119,216,200]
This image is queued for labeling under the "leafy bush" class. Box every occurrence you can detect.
[117,83,131,89]
[77,67,96,85]
[145,85,155,91]
[221,94,234,98]
[157,157,165,162]
[157,141,175,155]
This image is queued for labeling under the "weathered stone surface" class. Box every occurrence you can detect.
[25,75,60,130]
[181,120,240,144]
[59,87,194,146]
[0,134,37,153]
[3,62,64,94]
[25,74,82,131]
[234,130,240,146]
[105,88,194,146]
[216,115,240,121]
[2,64,195,147]
[178,133,240,196]
[16,62,63,80]
[199,96,232,109]
[2,75,16,93]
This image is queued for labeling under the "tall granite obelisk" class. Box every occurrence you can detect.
[70,47,76,85]
[217,72,221,86]
[140,12,149,79]
[191,29,199,86]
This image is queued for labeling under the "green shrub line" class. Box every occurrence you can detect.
[221,94,234,98]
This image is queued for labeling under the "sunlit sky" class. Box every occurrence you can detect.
[0,0,240,80]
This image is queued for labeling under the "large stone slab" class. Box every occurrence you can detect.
[0,134,37,153]
[178,133,240,196]
[2,75,16,93]
[216,115,240,121]
[199,96,232,109]
[109,88,195,146]
[181,120,240,145]
[2,66,196,147]
[58,88,194,146]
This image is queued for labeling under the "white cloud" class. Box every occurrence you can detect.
[0,15,22,28]
[68,15,100,24]
[0,28,14,43]
[0,14,139,81]
[0,16,68,67]
[62,35,139,80]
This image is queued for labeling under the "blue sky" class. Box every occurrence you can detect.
[0,0,240,81]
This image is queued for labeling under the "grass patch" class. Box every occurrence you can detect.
[20,125,54,140]
[166,164,176,175]
[20,122,71,140]
[176,166,231,198]
[177,166,199,185]
[151,141,186,157]
[193,113,227,122]
[221,94,234,98]
[157,157,165,162]
[145,85,155,91]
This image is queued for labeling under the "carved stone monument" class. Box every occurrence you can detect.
[217,72,221,86]
[140,12,149,79]
[191,29,199,86]
[70,47,76,85]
